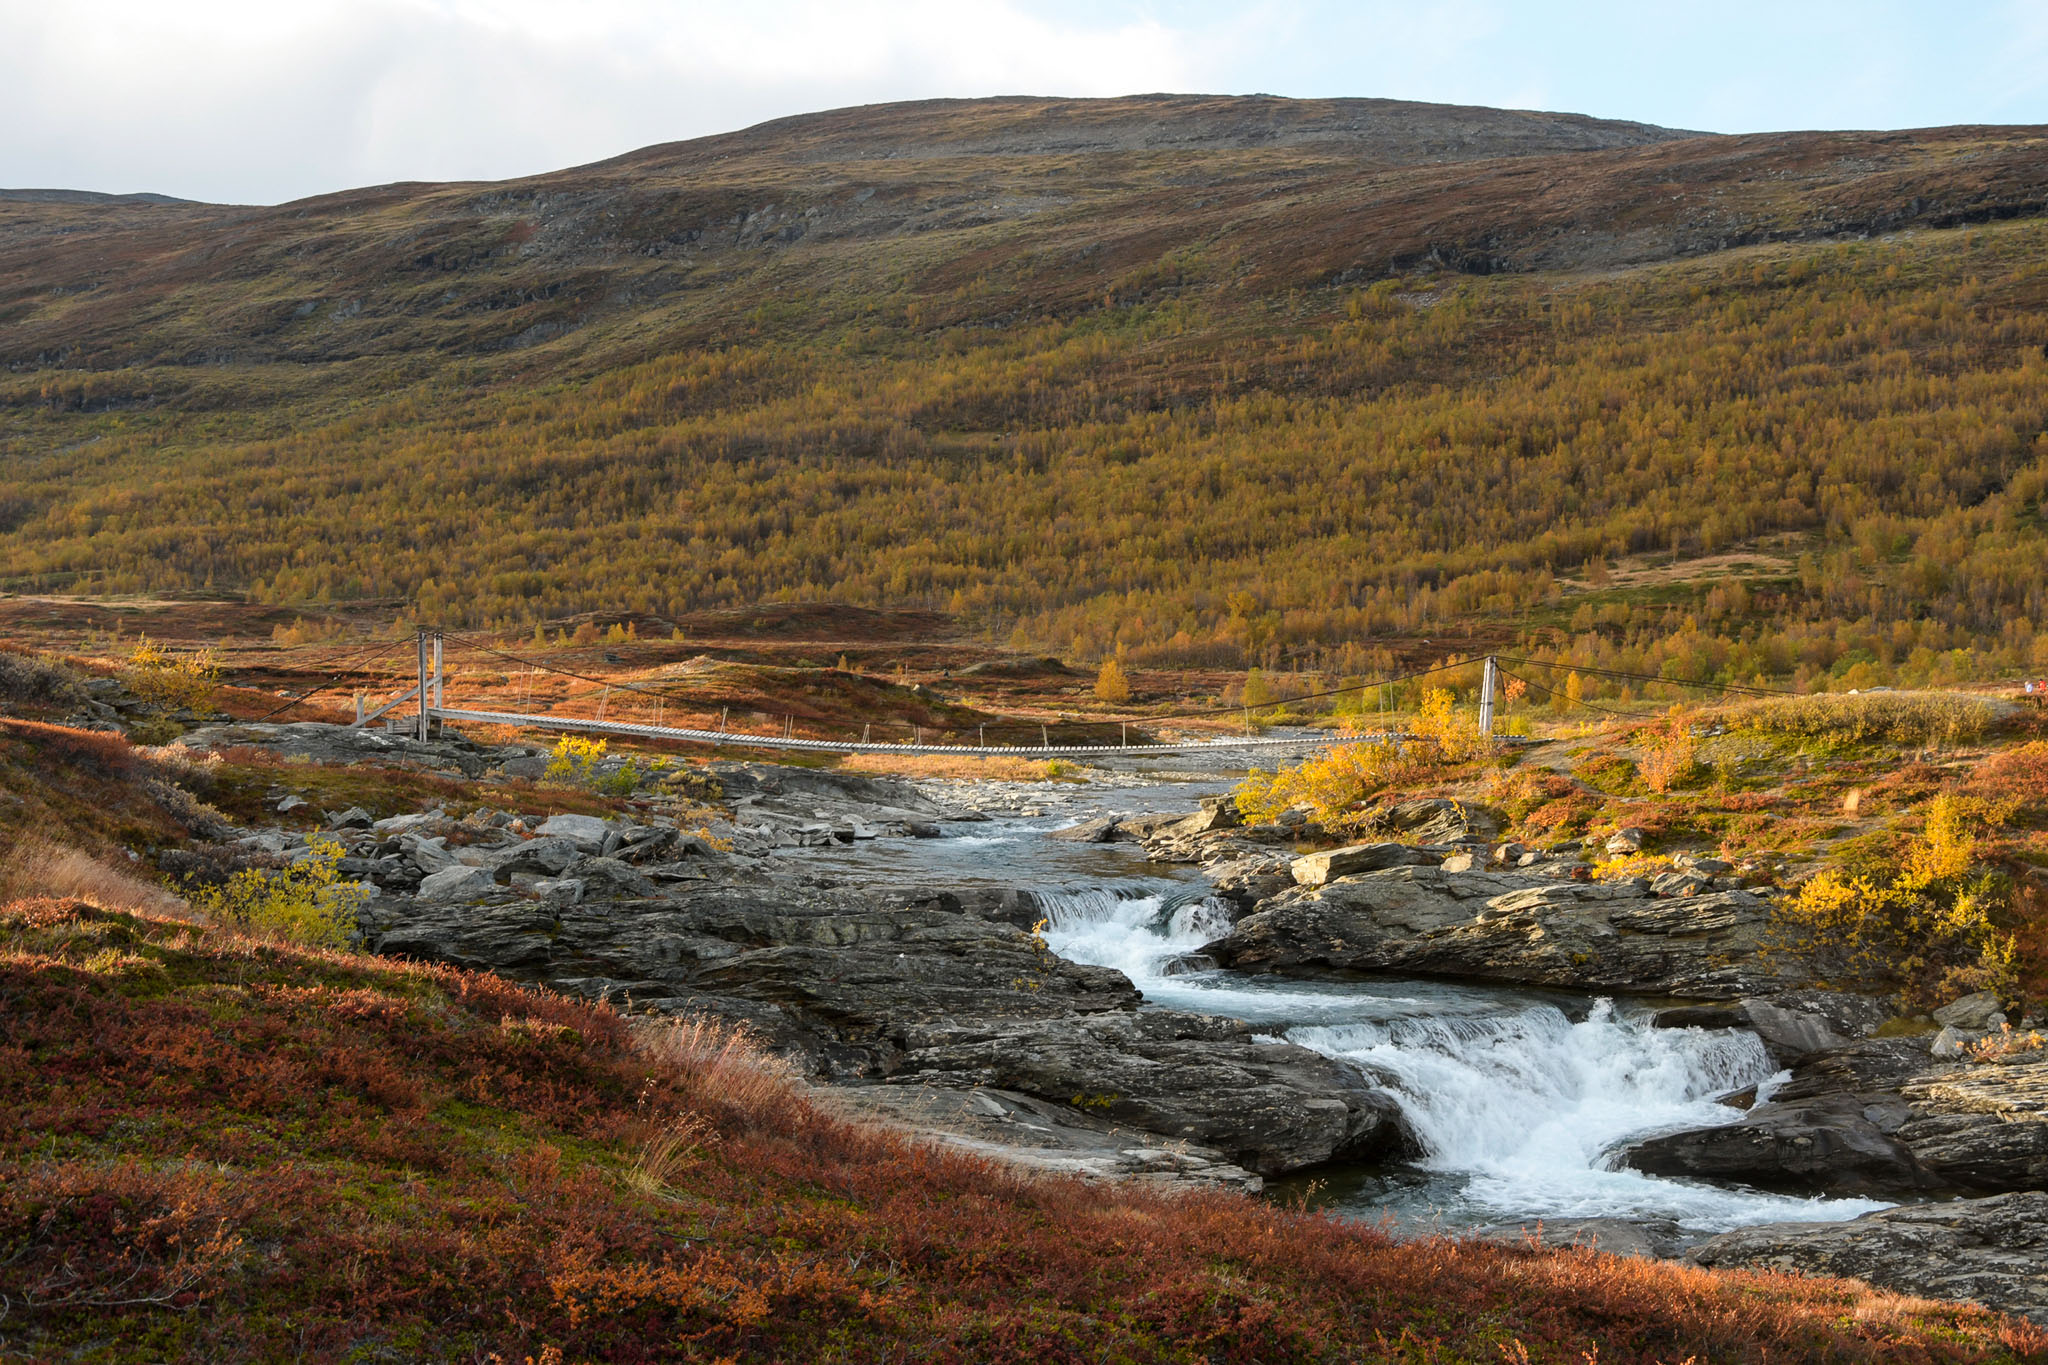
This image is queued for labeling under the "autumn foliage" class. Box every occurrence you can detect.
[3,898,2040,1362]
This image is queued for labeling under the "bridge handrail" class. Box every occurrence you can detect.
[425,706,1406,757]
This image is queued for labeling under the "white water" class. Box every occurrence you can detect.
[1037,884,1891,1234]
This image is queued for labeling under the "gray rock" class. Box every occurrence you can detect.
[1364,797,1495,844]
[1206,865,1795,999]
[1206,854,1294,913]
[374,811,441,836]
[1047,816,1123,843]
[1897,1057,2048,1190]
[1290,842,1426,887]
[1932,1026,1972,1060]
[1605,827,1644,854]
[1689,1192,2048,1324]
[1934,991,2010,1032]
[537,813,612,851]
[571,856,659,898]
[416,865,500,902]
[1440,851,1478,873]
[894,1010,1411,1174]
[1741,990,1892,1063]
[327,805,374,830]
[492,836,584,878]
[1649,868,1714,898]
[275,794,309,814]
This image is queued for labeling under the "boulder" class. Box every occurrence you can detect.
[416,865,500,902]
[1207,854,1295,913]
[1206,865,1795,999]
[1934,991,2010,1032]
[1629,1038,2048,1198]
[1289,842,1427,887]
[326,805,374,830]
[894,1010,1412,1174]
[537,813,612,851]
[1740,990,1893,1063]
[1649,868,1714,898]
[492,836,583,878]
[1364,797,1494,844]
[1605,827,1644,855]
[1048,816,1123,843]
[1689,1192,2048,1324]
[1625,1038,1938,1194]
[1173,799,1241,835]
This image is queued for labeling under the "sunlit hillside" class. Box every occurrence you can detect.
[4,96,2048,689]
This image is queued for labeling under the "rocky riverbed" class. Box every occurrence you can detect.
[167,721,2048,1323]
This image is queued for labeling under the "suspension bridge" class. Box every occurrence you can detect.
[273,628,1788,759]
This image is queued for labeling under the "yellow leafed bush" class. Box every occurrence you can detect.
[123,636,221,712]
[1236,688,1477,829]
[1774,792,2017,1003]
[189,836,366,946]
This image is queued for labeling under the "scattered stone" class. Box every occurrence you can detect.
[1649,869,1714,898]
[1604,827,1644,855]
[537,813,612,851]
[327,806,374,830]
[275,794,309,814]
[416,865,499,902]
[1048,816,1123,843]
[1933,991,2009,1032]
[1289,842,1426,887]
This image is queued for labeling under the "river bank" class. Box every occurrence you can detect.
[158,720,2048,1324]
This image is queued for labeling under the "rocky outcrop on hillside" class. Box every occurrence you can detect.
[1689,1192,2048,1325]
[1203,863,1795,1000]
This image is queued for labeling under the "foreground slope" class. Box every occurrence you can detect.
[4,891,2044,1363]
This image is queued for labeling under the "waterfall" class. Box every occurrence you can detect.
[1288,1002,1885,1230]
[1039,877,1891,1232]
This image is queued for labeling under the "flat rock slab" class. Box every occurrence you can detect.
[1206,864,1797,999]
[1289,842,1425,886]
[819,1083,1262,1191]
[1689,1191,2048,1324]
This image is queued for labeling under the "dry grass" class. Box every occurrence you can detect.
[840,752,1066,781]
[5,897,2042,1362]
[1726,690,2001,747]
[0,836,190,918]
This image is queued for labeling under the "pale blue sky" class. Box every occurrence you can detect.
[4,0,2043,204]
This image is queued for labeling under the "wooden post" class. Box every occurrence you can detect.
[431,632,443,717]
[1122,722,1128,747]
[1479,656,1498,740]
[1041,724,1048,749]
[415,630,430,741]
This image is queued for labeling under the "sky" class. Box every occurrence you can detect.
[5,0,2046,205]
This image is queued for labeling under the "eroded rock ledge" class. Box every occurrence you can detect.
[1203,864,1798,999]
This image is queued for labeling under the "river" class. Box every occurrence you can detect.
[772,769,1889,1238]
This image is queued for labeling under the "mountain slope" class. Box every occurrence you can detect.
[3,96,2048,687]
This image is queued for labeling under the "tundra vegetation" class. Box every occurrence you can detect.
[3,889,2042,1363]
